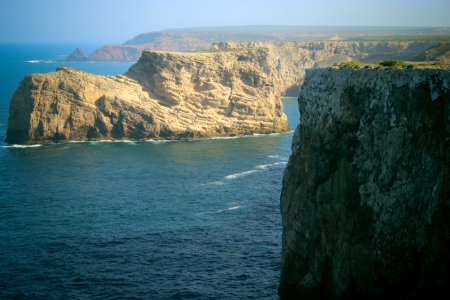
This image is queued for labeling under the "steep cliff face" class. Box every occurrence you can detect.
[218,41,441,94]
[71,40,442,88]
[6,49,288,144]
[279,68,449,299]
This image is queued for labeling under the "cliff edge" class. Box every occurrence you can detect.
[279,68,449,299]
[6,48,288,144]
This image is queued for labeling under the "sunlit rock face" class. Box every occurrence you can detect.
[203,41,441,94]
[9,41,440,144]
[6,48,288,144]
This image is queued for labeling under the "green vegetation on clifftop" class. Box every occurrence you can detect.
[334,59,449,69]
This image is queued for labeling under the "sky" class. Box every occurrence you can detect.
[0,0,449,43]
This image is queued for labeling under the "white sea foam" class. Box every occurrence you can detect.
[268,154,289,161]
[227,206,240,210]
[60,132,288,145]
[255,164,271,170]
[202,180,226,186]
[256,161,287,170]
[217,206,241,213]
[110,139,137,144]
[224,170,258,180]
[223,161,287,181]
[3,144,42,148]
[70,139,139,144]
[208,136,240,140]
[145,139,174,144]
[26,60,56,64]
[197,132,290,142]
[197,205,242,215]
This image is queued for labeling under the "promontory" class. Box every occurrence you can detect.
[6,48,288,144]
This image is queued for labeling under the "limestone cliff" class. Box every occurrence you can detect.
[6,49,288,144]
[279,68,449,299]
[79,41,442,93]
[217,41,442,94]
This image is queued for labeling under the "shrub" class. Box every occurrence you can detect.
[378,59,408,68]
[336,60,363,69]
[432,62,446,68]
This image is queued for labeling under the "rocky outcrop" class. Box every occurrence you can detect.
[6,48,288,144]
[66,48,88,61]
[279,68,449,299]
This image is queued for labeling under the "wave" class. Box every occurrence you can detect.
[220,205,241,212]
[8,131,288,146]
[26,59,57,64]
[3,144,42,148]
[197,205,242,215]
[224,170,258,180]
[145,139,174,144]
[268,154,290,161]
[68,139,139,144]
[70,139,174,144]
[194,131,292,142]
[99,139,137,144]
[202,161,288,185]
[199,180,226,186]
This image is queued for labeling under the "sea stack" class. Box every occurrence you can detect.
[66,48,88,61]
[279,68,450,299]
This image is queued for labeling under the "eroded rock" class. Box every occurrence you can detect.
[6,49,288,144]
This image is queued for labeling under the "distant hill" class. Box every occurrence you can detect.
[66,26,450,62]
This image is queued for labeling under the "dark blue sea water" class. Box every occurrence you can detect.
[0,44,299,299]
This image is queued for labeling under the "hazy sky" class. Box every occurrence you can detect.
[0,0,449,43]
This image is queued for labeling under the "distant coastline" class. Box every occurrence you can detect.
[64,25,450,62]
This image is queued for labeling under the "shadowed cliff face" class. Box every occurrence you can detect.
[6,49,288,144]
[279,68,449,299]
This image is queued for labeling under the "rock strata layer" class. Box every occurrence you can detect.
[217,41,443,94]
[6,49,288,144]
[279,68,449,299]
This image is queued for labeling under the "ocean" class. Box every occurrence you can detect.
[0,44,299,299]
